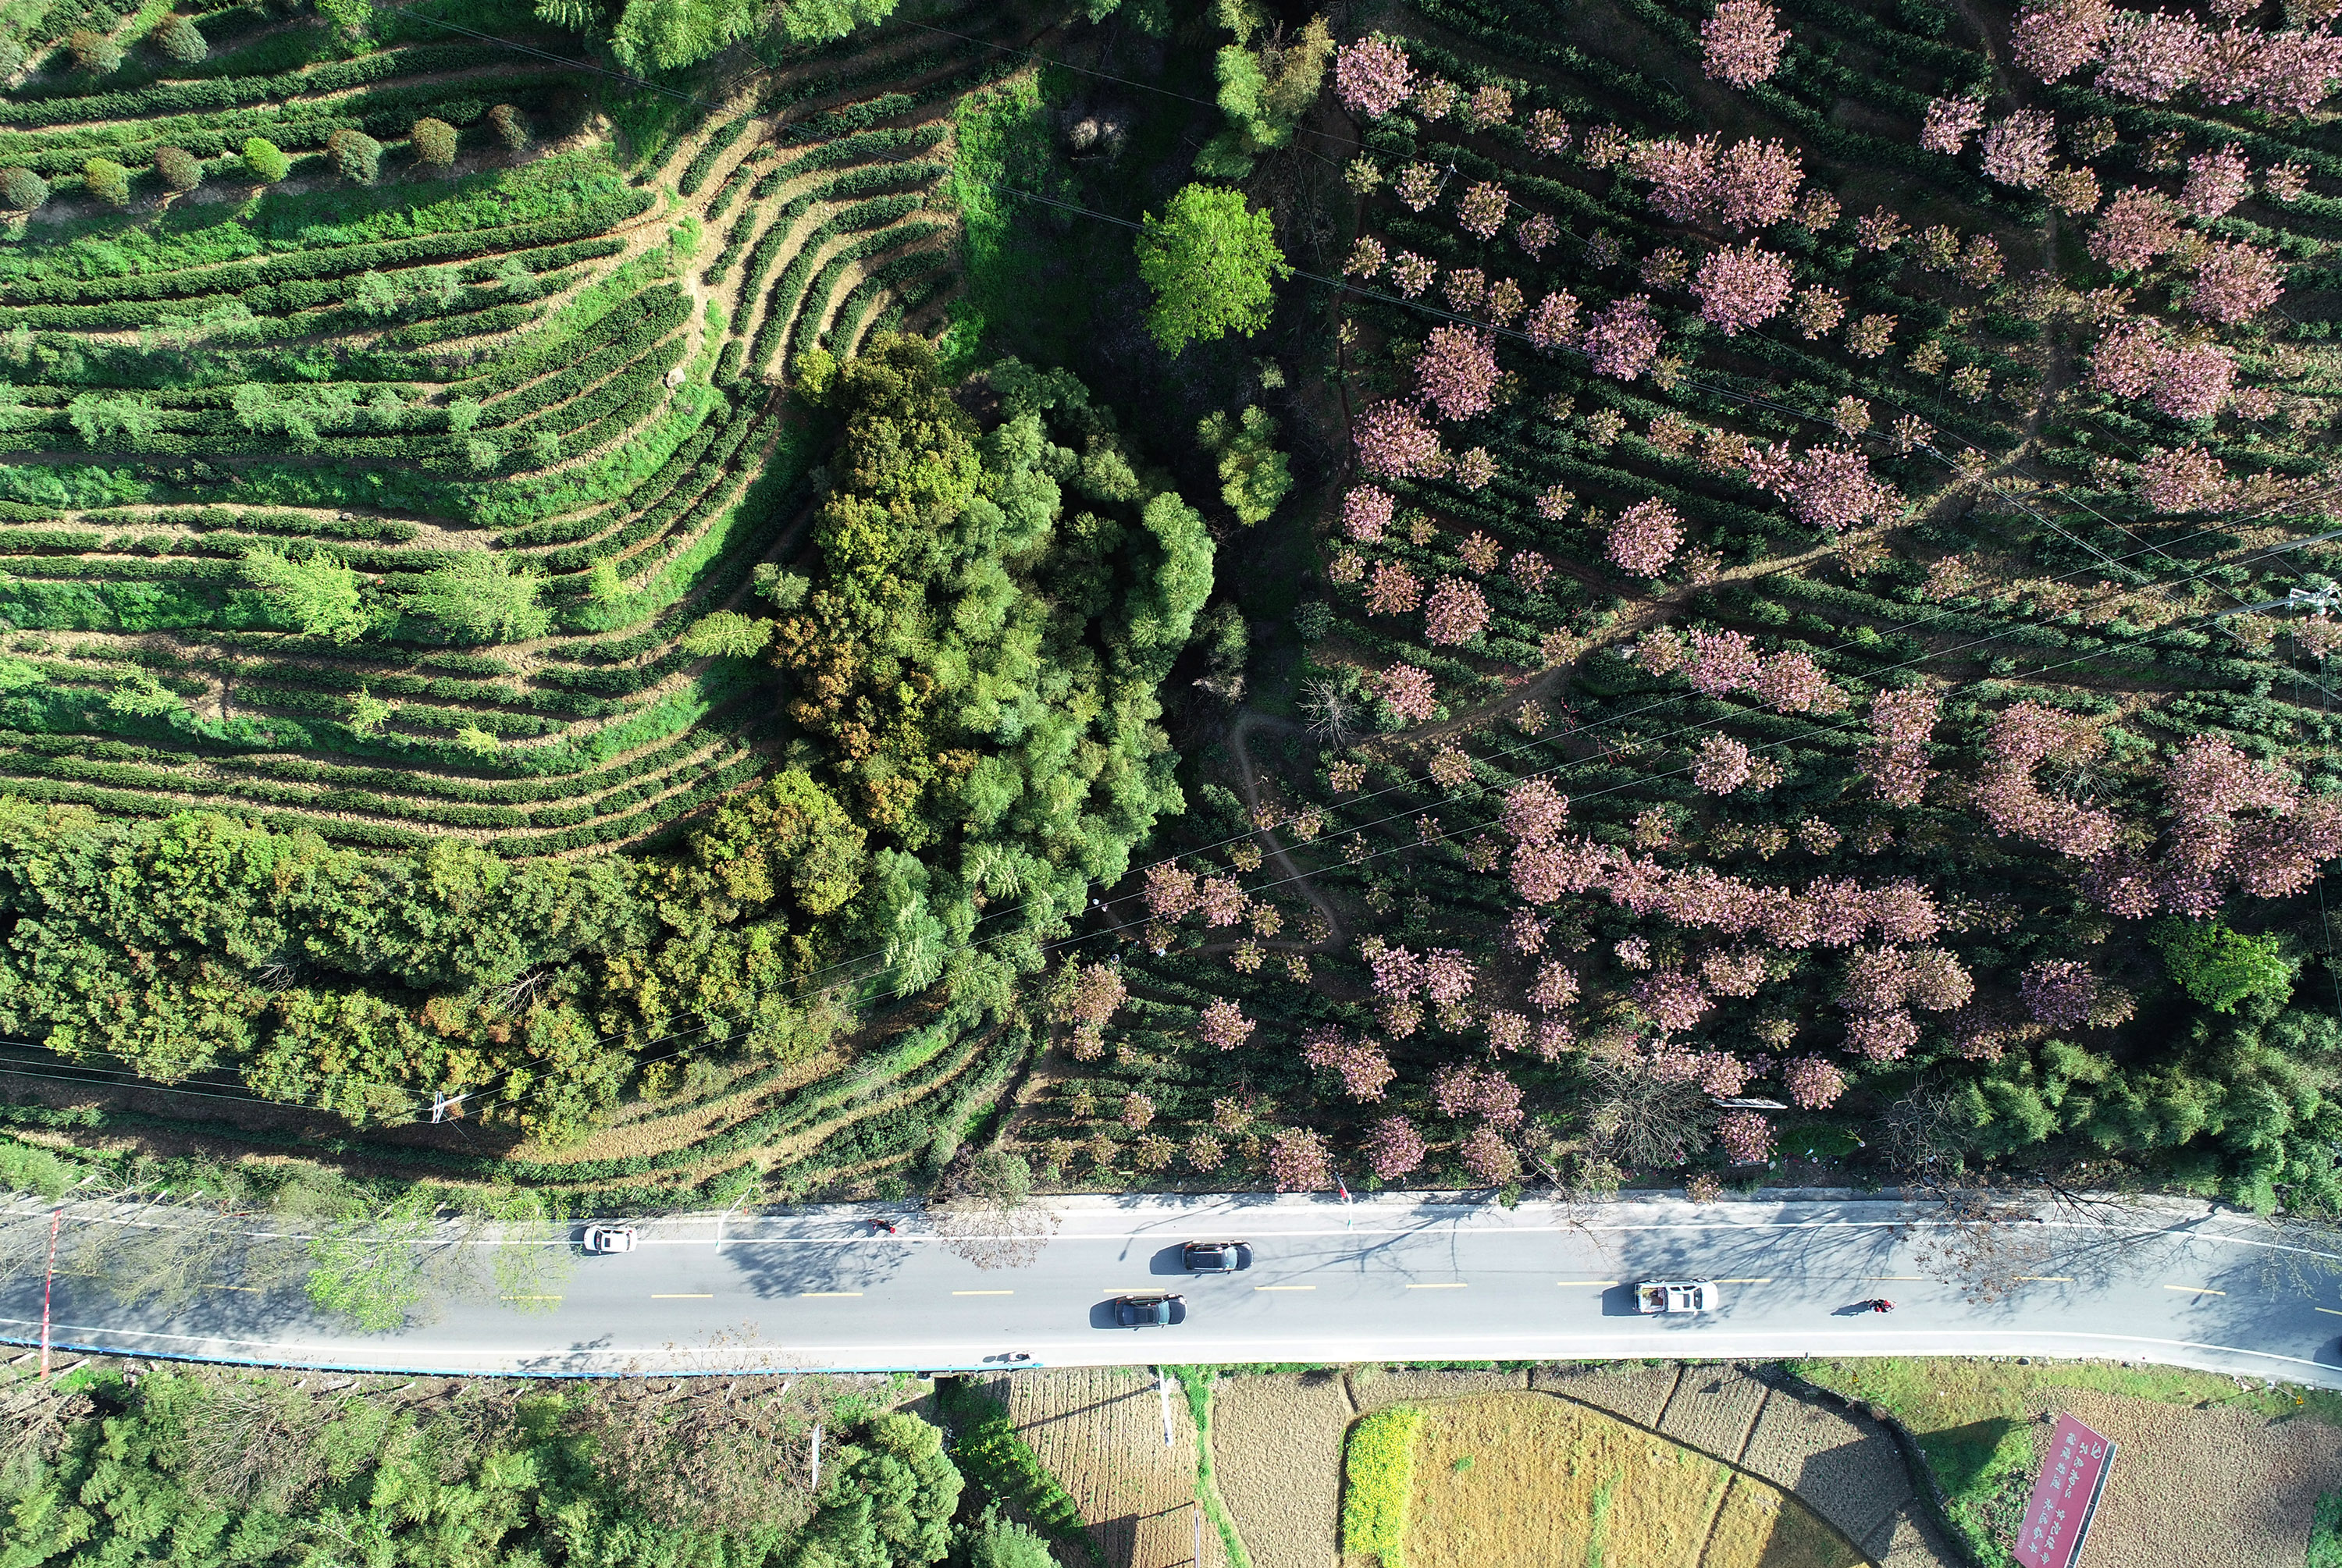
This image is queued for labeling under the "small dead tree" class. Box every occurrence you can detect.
[927,1147,1058,1271]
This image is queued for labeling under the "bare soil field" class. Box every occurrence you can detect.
[1004,1367,1223,1568]
[1404,1392,1863,1568]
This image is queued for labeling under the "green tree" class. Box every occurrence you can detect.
[327,127,383,185]
[970,1522,1060,1568]
[1196,403,1292,524]
[403,551,551,642]
[347,686,398,736]
[2,166,51,210]
[486,101,529,151]
[241,137,290,182]
[81,156,133,206]
[106,668,184,718]
[2155,919,2298,1014]
[151,13,206,62]
[410,116,459,169]
[1134,183,1290,355]
[243,545,372,642]
[67,392,163,447]
[65,27,123,73]
[1199,9,1333,178]
[679,610,774,657]
[354,268,402,317]
[152,145,201,192]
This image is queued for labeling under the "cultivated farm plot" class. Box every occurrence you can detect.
[1211,1371,1357,1568]
[1403,1392,1864,1568]
[1004,1367,1223,1568]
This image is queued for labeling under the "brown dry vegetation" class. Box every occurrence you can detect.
[1212,1370,1358,1568]
[1402,1393,1864,1568]
[1005,1367,1226,1568]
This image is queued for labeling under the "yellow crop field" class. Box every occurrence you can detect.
[1393,1393,1863,1568]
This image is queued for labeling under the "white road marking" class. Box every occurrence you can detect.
[2164,1284,2226,1295]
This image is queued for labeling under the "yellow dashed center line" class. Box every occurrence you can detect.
[2015,1276,2074,1282]
[503,1295,563,1302]
[1864,1276,1925,1282]
[800,1291,863,1298]
[952,1290,1014,1296]
[2315,1307,2342,1317]
[2162,1284,2225,1295]
[1406,1282,1468,1289]
[1255,1284,1316,1292]
[1557,1280,1621,1287]
[652,1293,713,1299]
[1715,1278,1773,1285]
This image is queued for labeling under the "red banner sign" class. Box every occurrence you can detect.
[2013,1414,2116,1568]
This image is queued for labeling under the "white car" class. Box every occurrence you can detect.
[582,1223,638,1254]
[1636,1279,1718,1314]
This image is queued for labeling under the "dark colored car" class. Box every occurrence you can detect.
[1114,1293,1183,1327]
[1182,1241,1253,1273]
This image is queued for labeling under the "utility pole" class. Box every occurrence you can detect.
[38,1206,61,1381]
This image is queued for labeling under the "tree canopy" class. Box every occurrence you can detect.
[1134,184,1290,355]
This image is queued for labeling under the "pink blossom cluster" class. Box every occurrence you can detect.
[1702,0,1791,87]
[1510,834,1945,951]
[1457,181,1511,238]
[2088,734,2342,918]
[2013,0,2342,116]
[1980,110,2059,189]
[1976,701,2120,858]
[1526,108,1573,158]
[1486,1010,1532,1053]
[1531,959,1580,1012]
[1753,443,1903,532]
[1784,1054,1846,1108]
[1755,650,1846,713]
[1845,1008,1920,1061]
[1502,778,1572,844]
[1582,296,1662,379]
[2134,444,2230,512]
[1199,997,1255,1051]
[1444,268,1487,312]
[1461,1126,1519,1186]
[1466,84,1514,129]
[1689,628,1763,695]
[1364,1115,1426,1179]
[1268,1128,1331,1191]
[1607,499,1685,578]
[1863,685,1940,805]
[1692,242,1794,335]
[1525,290,1582,350]
[1389,249,1435,294]
[2188,240,2286,325]
[1632,135,1804,231]
[1198,876,1246,926]
[1506,908,1548,955]
[1920,94,1985,155]
[1415,325,1501,421]
[1637,969,1714,1033]
[1839,944,1976,1015]
[1342,485,1394,542]
[1424,947,1478,1004]
[1514,212,1559,258]
[1433,1061,1525,1125]
[1715,1108,1775,1164]
[1303,1026,1396,1100]
[1700,948,1769,997]
[1693,734,1756,795]
[2089,319,2234,420]
[2020,958,2101,1029]
[1335,36,1415,118]
[1511,549,1554,591]
[1145,864,1200,918]
[2182,145,2251,219]
[1374,661,1439,722]
[1365,560,1422,617]
[1061,962,1127,1053]
[1344,236,1386,279]
[2087,189,2184,272]
[1354,399,1445,478]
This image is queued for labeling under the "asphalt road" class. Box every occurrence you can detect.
[6,1191,2342,1382]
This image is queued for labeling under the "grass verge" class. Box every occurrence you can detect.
[1170,1366,1255,1568]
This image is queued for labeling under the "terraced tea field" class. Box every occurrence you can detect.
[0,0,1004,857]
